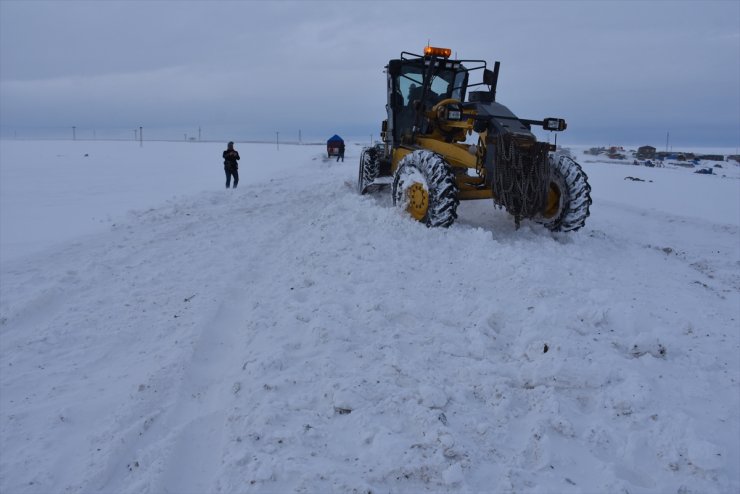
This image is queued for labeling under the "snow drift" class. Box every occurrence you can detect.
[1,140,738,493]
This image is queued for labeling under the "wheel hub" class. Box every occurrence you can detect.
[406,182,429,221]
[542,182,562,219]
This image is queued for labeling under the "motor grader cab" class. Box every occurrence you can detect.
[357,46,591,231]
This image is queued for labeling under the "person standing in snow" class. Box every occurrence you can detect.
[337,141,345,162]
[223,141,240,188]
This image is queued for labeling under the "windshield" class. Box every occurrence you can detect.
[390,58,470,143]
[397,62,465,106]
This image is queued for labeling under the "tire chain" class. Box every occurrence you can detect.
[492,134,550,226]
[543,154,592,232]
[394,150,459,227]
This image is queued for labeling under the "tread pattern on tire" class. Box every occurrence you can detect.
[540,153,592,232]
[392,150,459,228]
[358,146,380,194]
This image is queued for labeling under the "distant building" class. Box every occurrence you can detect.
[696,154,724,161]
[637,145,656,159]
[608,146,626,159]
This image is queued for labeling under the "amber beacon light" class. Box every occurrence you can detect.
[423,46,452,58]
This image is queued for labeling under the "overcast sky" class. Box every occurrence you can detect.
[1,0,738,147]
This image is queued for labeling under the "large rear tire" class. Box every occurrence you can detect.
[392,150,459,228]
[357,146,380,195]
[537,153,592,232]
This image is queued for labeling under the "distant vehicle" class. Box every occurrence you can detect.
[326,135,344,158]
[633,159,655,167]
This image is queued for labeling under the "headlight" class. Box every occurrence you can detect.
[543,118,567,131]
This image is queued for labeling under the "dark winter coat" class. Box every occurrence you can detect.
[223,149,240,171]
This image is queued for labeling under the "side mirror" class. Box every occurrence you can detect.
[543,118,567,132]
[483,62,500,100]
[483,69,496,86]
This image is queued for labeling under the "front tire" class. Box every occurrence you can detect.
[392,150,459,228]
[537,153,592,232]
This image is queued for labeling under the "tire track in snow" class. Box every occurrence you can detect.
[153,296,248,494]
[89,173,355,493]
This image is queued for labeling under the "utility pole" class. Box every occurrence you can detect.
[666,131,669,152]
[299,129,302,144]
[72,126,76,140]
[276,131,280,150]
[139,126,143,147]
[198,126,201,141]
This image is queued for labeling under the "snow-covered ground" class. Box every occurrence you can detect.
[1,139,738,493]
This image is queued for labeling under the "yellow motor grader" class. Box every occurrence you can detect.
[358,46,591,231]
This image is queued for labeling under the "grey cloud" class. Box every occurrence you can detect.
[1,0,738,145]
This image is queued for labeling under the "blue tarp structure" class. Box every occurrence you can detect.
[326,135,344,157]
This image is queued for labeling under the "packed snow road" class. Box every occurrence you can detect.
[1,141,738,493]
